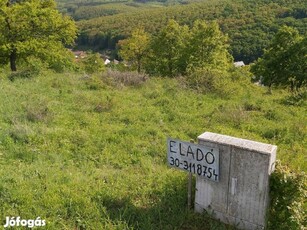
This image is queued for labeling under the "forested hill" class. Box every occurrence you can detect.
[61,0,306,63]
[57,0,201,17]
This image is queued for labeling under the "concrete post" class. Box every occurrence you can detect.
[195,132,277,230]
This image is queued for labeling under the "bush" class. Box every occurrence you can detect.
[102,70,148,87]
[281,89,307,106]
[268,162,306,230]
[81,75,105,90]
[185,68,237,98]
[81,53,105,74]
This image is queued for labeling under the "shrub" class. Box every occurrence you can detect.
[102,70,148,87]
[243,101,262,111]
[268,162,306,230]
[281,89,307,106]
[81,53,105,74]
[82,75,105,90]
[185,68,236,98]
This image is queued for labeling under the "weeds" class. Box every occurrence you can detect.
[8,69,40,81]
[25,104,50,123]
[269,162,307,230]
[8,122,34,144]
[281,89,307,106]
[102,70,148,87]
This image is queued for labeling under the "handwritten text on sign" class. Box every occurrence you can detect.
[167,138,219,182]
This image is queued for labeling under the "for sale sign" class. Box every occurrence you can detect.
[167,138,220,182]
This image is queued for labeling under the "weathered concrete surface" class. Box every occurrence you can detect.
[195,132,277,230]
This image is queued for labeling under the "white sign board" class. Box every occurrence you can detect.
[167,138,220,182]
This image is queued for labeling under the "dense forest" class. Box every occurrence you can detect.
[57,0,307,63]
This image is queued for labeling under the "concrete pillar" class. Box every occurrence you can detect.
[195,132,277,230]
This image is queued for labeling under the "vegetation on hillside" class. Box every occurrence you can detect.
[118,27,150,73]
[74,0,307,63]
[0,69,305,229]
[118,20,232,78]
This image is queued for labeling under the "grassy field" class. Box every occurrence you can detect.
[0,70,305,229]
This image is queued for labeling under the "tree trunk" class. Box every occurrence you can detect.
[10,48,17,72]
[137,58,141,73]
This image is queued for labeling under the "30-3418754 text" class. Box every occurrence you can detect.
[167,138,220,182]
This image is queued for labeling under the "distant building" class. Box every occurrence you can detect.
[234,61,245,67]
[104,59,111,65]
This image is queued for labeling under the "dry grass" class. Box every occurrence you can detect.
[102,70,148,87]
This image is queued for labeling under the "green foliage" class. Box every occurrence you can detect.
[269,162,306,230]
[81,52,106,74]
[139,19,231,77]
[147,19,188,77]
[251,26,307,92]
[0,0,77,71]
[185,68,233,97]
[281,90,307,106]
[183,20,234,94]
[75,0,307,63]
[186,20,232,72]
[118,28,150,73]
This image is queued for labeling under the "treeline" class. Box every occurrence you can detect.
[115,20,253,98]
[118,20,232,77]
[75,0,307,63]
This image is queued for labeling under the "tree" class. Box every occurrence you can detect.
[118,28,150,73]
[286,36,307,92]
[251,26,306,92]
[186,20,232,73]
[148,19,189,77]
[145,19,232,77]
[0,0,77,71]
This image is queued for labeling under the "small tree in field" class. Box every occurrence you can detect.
[118,28,150,73]
[187,20,232,73]
[251,26,306,93]
[0,0,77,71]
[149,20,189,77]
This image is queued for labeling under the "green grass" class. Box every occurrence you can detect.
[0,70,305,229]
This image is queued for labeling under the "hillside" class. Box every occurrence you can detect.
[72,0,307,63]
[57,0,200,19]
[0,70,305,228]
